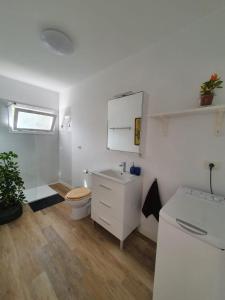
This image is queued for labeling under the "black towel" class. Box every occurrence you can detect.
[142,179,162,221]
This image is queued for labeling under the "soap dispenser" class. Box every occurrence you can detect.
[130,162,135,175]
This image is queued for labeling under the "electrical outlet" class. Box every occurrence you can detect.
[204,161,220,170]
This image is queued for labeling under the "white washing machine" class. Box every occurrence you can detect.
[153,187,225,300]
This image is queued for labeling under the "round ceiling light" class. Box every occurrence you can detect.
[40,29,74,55]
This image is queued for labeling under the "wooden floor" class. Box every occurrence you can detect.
[0,183,156,300]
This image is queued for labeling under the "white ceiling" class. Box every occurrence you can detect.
[0,0,224,91]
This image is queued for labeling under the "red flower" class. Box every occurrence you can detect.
[210,73,218,81]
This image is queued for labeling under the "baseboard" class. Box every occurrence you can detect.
[137,231,157,246]
[138,227,157,244]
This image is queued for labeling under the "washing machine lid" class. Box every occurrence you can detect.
[160,187,225,250]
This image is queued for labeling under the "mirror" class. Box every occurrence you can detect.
[107,92,143,153]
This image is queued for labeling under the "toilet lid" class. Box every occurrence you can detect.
[65,187,91,201]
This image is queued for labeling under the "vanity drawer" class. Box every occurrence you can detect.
[92,208,123,240]
[92,195,123,221]
[92,175,124,199]
[92,176,124,219]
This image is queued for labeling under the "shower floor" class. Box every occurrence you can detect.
[24,185,57,203]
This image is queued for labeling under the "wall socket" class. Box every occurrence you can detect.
[204,161,220,170]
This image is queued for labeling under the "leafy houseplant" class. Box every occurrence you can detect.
[0,151,26,224]
[200,73,223,106]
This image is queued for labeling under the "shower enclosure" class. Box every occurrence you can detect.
[0,99,59,204]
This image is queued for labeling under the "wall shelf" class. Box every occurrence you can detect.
[149,105,225,136]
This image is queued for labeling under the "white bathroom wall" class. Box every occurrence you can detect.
[0,75,59,188]
[59,8,225,241]
[0,74,58,109]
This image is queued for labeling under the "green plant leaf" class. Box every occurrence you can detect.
[0,151,25,208]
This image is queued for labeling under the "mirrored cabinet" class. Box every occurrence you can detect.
[107,91,143,153]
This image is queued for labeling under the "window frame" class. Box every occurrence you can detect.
[9,103,57,134]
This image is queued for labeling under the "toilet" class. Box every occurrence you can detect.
[65,171,92,220]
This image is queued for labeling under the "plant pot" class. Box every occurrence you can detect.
[200,94,214,106]
[0,202,23,225]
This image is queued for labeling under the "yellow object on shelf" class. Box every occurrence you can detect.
[134,118,141,145]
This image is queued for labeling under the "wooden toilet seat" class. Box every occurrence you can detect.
[65,187,91,201]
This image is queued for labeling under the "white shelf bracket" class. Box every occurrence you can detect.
[160,117,169,136]
[214,109,225,136]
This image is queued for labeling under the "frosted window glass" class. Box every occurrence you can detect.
[17,111,54,131]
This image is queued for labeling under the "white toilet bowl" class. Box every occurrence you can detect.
[65,187,91,220]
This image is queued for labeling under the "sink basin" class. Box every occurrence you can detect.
[92,169,136,184]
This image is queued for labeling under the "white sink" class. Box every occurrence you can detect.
[92,169,136,184]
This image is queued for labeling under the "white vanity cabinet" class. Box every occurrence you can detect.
[91,171,142,249]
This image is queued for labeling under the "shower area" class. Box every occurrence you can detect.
[0,98,59,204]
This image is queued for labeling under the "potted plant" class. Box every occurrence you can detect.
[0,151,26,225]
[200,73,223,106]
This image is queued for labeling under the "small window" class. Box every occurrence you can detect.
[8,103,57,134]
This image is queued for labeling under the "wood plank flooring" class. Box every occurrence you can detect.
[0,183,156,300]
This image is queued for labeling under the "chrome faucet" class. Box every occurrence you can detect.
[119,162,126,173]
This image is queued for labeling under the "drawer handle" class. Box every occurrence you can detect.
[99,184,112,191]
[100,200,111,208]
[99,216,111,226]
